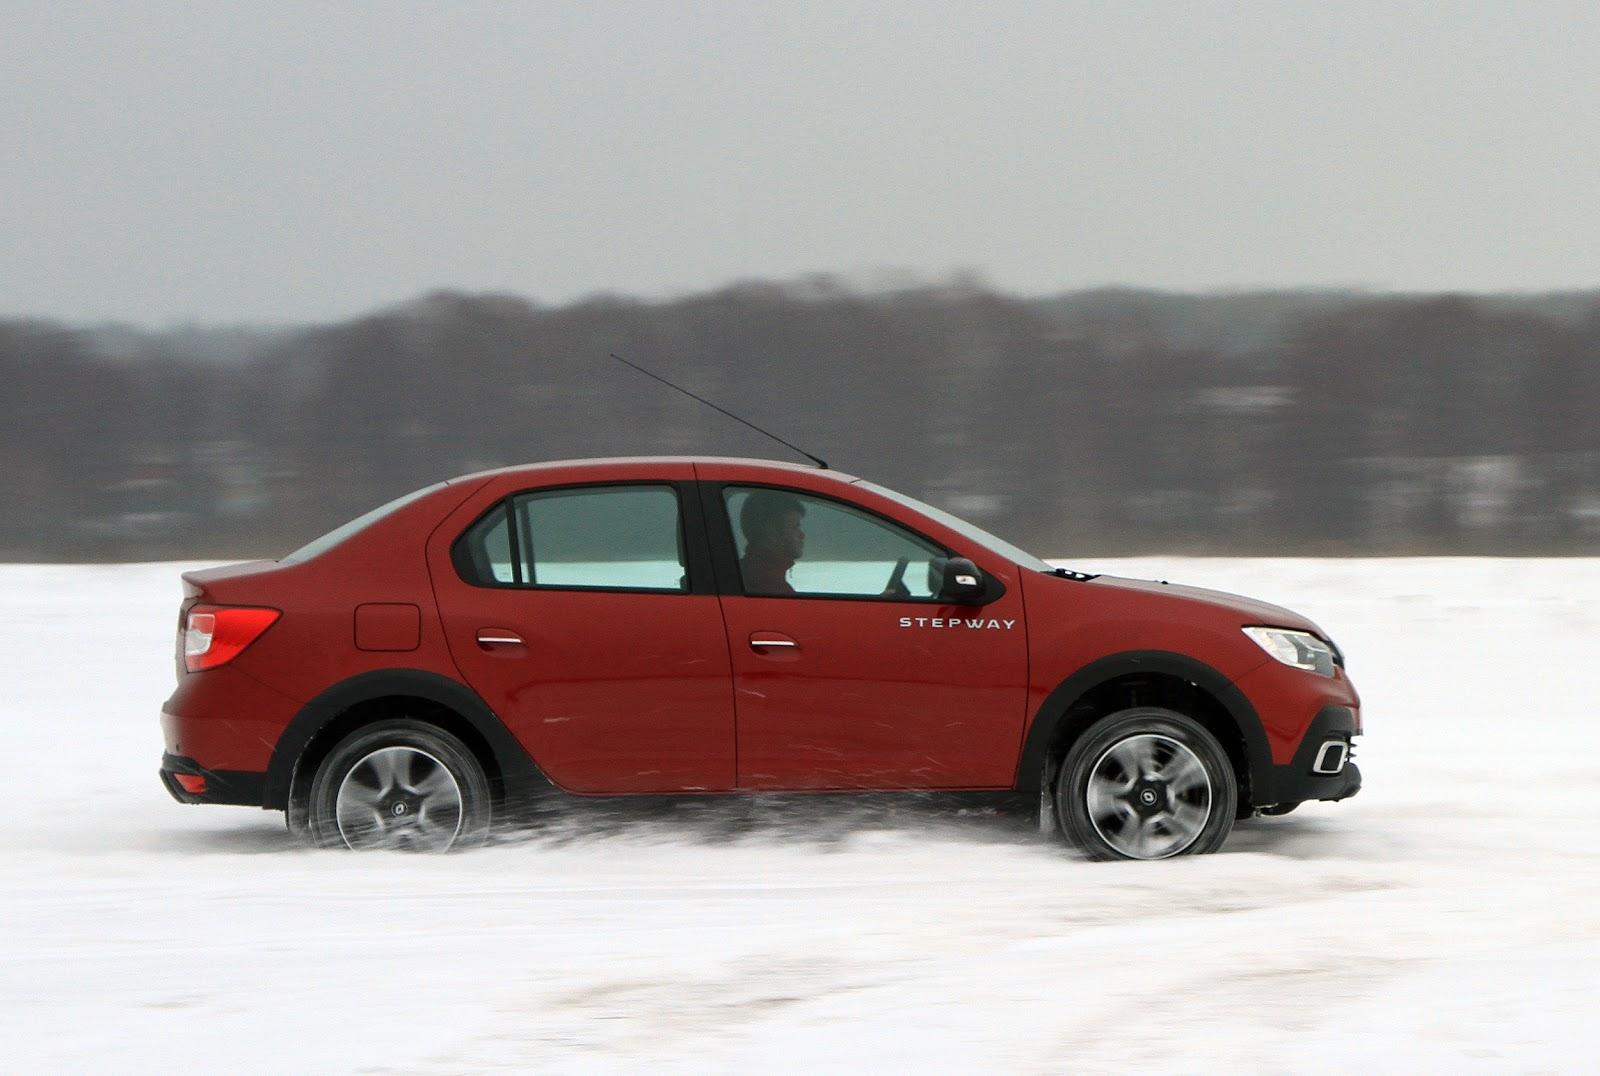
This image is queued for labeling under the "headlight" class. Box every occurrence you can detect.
[1243,626,1336,676]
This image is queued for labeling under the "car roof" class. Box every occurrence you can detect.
[451,456,860,485]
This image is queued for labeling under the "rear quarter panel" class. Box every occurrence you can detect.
[174,479,492,759]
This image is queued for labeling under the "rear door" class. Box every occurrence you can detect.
[428,466,736,793]
[704,477,1030,790]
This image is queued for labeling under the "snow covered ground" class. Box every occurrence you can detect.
[3,559,1598,1073]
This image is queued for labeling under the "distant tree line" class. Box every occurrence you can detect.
[3,282,1599,561]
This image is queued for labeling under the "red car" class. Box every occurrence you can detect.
[161,457,1361,859]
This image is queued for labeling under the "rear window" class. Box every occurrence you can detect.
[452,484,688,592]
[280,482,447,564]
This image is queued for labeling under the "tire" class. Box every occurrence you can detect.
[306,719,492,852]
[1055,707,1237,861]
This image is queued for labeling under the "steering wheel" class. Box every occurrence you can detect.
[883,556,911,599]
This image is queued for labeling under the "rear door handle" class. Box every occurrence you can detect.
[476,629,524,647]
[749,632,798,652]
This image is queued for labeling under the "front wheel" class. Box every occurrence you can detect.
[307,719,492,852]
[1055,707,1237,860]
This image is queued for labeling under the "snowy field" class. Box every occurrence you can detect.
[3,559,1599,1073]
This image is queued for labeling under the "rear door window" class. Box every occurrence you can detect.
[454,484,688,592]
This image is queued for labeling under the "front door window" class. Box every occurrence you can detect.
[723,486,945,600]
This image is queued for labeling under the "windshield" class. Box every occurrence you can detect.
[854,480,1057,573]
[280,481,447,564]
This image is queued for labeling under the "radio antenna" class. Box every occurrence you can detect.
[609,352,829,469]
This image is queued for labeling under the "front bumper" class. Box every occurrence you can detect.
[1254,705,1362,807]
[160,752,267,807]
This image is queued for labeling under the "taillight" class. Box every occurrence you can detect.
[184,605,280,672]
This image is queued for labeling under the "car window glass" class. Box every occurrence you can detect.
[455,503,517,583]
[454,485,687,591]
[855,479,1054,573]
[724,486,945,599]
[515,485,686,591]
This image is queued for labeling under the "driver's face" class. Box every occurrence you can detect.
[774,510,805,559]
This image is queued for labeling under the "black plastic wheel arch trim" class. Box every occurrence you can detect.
[262,668,554,811]
[1012,650,1276,806]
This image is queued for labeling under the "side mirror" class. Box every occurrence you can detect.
[935,557,987,605]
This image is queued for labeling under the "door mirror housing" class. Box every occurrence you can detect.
[934,557,988,605]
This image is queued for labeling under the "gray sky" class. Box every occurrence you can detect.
[4,2,1598,324]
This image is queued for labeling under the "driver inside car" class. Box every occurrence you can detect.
[738,491,914,599]
[738,491,806,595]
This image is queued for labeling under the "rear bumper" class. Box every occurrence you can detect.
[1254,705,1362,807]
[161,665,303,774]
[160,752,268,807]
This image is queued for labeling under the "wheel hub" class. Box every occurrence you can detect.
[1129,780,1171,817]
[1084,733,1214,859]
[334,745,465,852]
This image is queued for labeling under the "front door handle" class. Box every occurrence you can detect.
[749,632,798,653]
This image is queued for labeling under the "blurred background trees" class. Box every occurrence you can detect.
[3,283,1598,560]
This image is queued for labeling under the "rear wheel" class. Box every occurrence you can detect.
[1055,707,1237,860]
[307,719,491,852]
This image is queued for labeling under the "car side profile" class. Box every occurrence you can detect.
[161,457,1361,859]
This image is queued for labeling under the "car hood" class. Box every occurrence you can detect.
[1084,574,1326,636]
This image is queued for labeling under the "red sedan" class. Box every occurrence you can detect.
[162,457,1361,858]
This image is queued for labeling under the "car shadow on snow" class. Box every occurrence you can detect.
[155,797,1368,859]
[150,797,1044,855]
[492,793,1049,851]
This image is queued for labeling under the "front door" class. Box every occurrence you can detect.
[430,473,735,793]
[712,484,1029,790]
